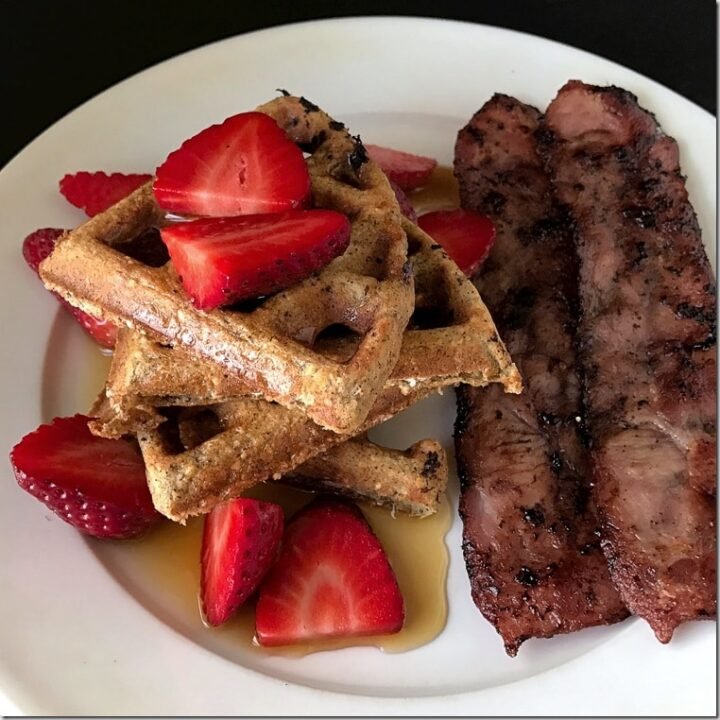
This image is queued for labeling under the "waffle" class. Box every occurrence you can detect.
[93,218,521,440]
[136,385,445,521]
[392,218,519,390]
[90,340,451,521]
[87,211,520,520]
[40,96,415,435]
[90,388,445,518]
[171,402,447,516]
[285,438,446,517]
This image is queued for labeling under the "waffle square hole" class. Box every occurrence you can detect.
[312,323,362,361]
[408,305,456,330]
[115,228,169,268]
[157,407,223,454]
[407,235,423,257]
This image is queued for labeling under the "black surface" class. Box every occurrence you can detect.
[1,0,715,167]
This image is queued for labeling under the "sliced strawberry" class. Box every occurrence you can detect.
[365,144,437,191]
[22,228,118,348]
[201,498,284,626]
[255,499,404,646]
[161,210,351,309]
[418,209,496,276]
[59,171,152,217]
[153,112,310,217]
[10,415,161,539]
[22,227,66,272]
[389,180,418,223]
[65,308,118,348]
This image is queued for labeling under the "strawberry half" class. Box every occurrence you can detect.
[255,499,404,646]
[418,209,496,276]
[365,144,437,191]
[59,171,152,217]
[22,228,118,348]
[153,112,311,217]
[10,415,161,539]
[161,210,351,309]
[201,498,284,626]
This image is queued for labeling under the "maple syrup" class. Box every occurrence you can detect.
[111,486,451,655]
[409,166,459,215]
[86,166,461,656]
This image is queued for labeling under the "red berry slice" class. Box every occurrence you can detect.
[22,227,66,273]
[418,209,496,276]
[201,498,284,626]
[153,112,311,217]
[22,228,118,348]
[66,306,118,349]
[59,172,152,217]
[255,499,404,646]
[10,415,160,539]
[160,210,351,309]
[366,144,437,191]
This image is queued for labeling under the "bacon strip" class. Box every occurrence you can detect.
[541,80,717,642]
[454,95,627,655]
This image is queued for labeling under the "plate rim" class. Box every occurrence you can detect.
[0,15,714,176]
[0,16,715,716]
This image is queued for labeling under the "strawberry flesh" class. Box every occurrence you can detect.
[418,209,496,276]
[59,171,152,217]
[153,112,311,217]
[64,305,118,349]
[366,144,437,191]
[10,415,161,539]
[161,210,351,309]
[22,228,118,348]
[22,227,65,273]
[201,498,284,626]
[255,499,404,646]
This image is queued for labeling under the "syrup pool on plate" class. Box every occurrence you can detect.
[84,166,461,655]
[410,166,459,215]
[110,486,452,655]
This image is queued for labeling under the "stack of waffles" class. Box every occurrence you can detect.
[39,95,521,523]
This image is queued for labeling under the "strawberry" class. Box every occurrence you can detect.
[22,228,118,348]
[255,499,404,646]
[201,498,284,626]
[418,209,496,276]
[22,227,66,273]
[153,112,310,217]
[161,210,351,309]
[64,305,118,349]
[389,180,418,223]
[10,415,161,539]
[59,171,152,217]
[365,144,437,191]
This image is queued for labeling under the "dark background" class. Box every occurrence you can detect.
[1,0,715,167]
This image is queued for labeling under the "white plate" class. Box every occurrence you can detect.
[0,17,715,716]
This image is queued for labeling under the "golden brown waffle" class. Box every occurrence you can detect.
[135,386,445,521]
[92,216,521,441]
[86,208,520,520]
[91,390,446,519]
[40,96,414,435]
[89,344,451,522]
[392,218,520,390]
[285,438,446,517]
[168,401,447,516]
